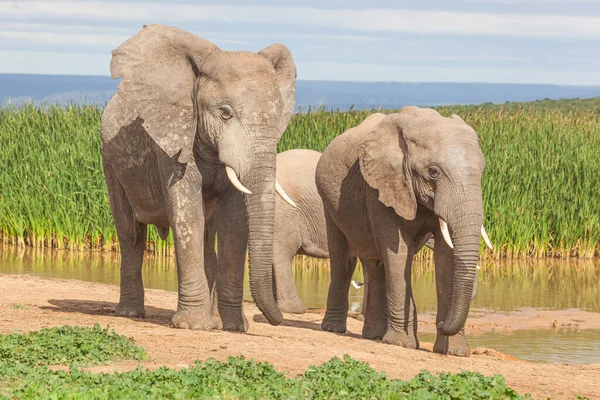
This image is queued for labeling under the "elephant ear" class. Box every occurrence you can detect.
[110,24,218,164]
[359,114,417,221]
[258,44,297,134]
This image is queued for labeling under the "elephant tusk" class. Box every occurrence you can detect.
[276,181,297,208]
[481,225,493,250]
[439,218,454,249]
[225,166,252,195]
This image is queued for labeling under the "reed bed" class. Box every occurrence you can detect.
[0,102,598,258]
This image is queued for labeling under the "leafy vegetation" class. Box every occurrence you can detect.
[0,324,146,367]
[1,98,599,257]
[0,339,529,400]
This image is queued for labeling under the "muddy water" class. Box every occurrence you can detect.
[1,246,599,364]
[420,330,600,364]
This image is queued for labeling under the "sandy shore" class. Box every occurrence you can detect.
[0,274,598,399]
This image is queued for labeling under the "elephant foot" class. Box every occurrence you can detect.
[382,328,419,349]
[115,301,145,318]
[220,308,249,332]
[277,297,307,314]
[321,312,347,334]
[211,315,224,330]
[362,320,387,340]
[172,310,213,330]
[434,332,470,357]
[210,304,222,330]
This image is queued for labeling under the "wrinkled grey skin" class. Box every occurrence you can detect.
[272,149,330,313]
[316,107,485,356]
[100,25,296,330]
[206,149,328,314]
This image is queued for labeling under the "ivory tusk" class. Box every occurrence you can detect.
[439,218,454,249]
[481,225,493,250]
[276,181,297,207]
[225,166,252,195]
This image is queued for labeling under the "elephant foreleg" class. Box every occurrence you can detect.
[163,164,212,330]
[215,191,249,332]
[361,259,388,340]
[379,247,418,349]
[104,162,147,318]
[204,216,222,330]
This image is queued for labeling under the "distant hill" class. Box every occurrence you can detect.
[2,74,600,110]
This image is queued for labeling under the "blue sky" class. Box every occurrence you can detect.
[1,0,599,84]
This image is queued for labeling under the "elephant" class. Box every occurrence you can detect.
[315,106,492,356]
[205,148,446,316]
[100,24,297,331]
[205,149,328,315]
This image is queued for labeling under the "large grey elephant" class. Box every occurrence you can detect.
[205,149,328,315]
[316,107,492,356]
[100,24,296,330]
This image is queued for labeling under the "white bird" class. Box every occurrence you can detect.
[351,280,364,289]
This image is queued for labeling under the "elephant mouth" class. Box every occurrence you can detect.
[225,165,252,194]
[224,164,296,207]
[437,217,493,251]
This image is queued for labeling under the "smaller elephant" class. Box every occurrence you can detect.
[316,107,493,356]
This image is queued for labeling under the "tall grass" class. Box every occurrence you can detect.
[0,102,598,257]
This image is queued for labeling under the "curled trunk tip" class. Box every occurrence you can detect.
[437,320,463,336]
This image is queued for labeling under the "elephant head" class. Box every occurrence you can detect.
[110,24,297,325]
[359,106,489,336]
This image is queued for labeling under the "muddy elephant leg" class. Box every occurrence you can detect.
[204,216,222,330]
[215,192,249,332]
[321,215,357,334]
[361,259,388,340]
[104,163,147,318]
[379,248,418,348]
[273,247,306,314]
[162,164,212,330]
[432,233,471,356]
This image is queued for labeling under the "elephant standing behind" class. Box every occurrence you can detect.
[316,107,491,356]
[206,149,329,314]
[101,24,296,331]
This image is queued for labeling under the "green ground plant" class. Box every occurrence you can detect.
[0,324,147,367]
[0,327,529,400]
[1,98,599,257]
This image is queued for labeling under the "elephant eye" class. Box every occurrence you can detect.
[428,166,441,179]
[219,105,234,121]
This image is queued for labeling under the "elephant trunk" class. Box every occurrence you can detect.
[243,137,283,325]
[438,197,483,336]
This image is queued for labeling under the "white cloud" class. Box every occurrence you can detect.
[1,1,600,38]
[298,61,600,85]
[0,31,128,49]
[0,50,111,75]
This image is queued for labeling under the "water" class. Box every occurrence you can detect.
[1,246,599,364]
[419,330,600,364]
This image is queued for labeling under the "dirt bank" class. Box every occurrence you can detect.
[1,274,598,399]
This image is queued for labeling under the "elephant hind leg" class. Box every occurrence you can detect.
[361,259,388,340]
[104,162,147,319]
[321,215,357,334]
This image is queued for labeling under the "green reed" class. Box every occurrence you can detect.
[1,102,598,258]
